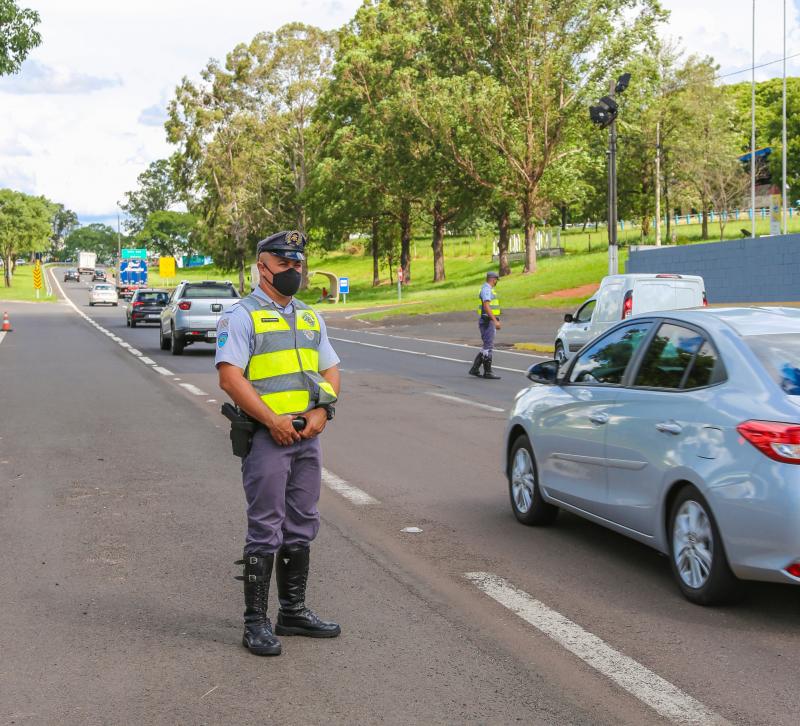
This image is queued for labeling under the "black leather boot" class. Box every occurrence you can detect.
[235,553,282,656]
[468,352,484,376]
[275,545,341,638]
[483,356,501,379]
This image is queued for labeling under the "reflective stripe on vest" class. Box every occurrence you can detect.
[238,294,338,415]
[478,291,501,317]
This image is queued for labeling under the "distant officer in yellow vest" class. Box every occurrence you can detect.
[469,271,501,379]
[216,230,340,657]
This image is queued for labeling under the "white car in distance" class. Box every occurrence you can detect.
[89,283,119,307]
[554,273,706,363]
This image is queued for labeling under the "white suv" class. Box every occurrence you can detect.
[554,273,706,363]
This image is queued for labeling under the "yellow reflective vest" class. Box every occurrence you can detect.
[478,287,501,318]
[238,295,337,415]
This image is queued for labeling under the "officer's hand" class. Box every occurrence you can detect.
[494,320,502,330]
[300,407,327,439]
[267,415,302,446]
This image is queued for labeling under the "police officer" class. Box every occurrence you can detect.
[216,230,341,657]
[469,271,501,379]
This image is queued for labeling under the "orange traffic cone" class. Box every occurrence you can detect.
[1,311,12,332]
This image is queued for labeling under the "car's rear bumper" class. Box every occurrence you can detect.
[174,326,216,342]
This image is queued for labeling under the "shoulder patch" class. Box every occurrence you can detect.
[217,332,229,348]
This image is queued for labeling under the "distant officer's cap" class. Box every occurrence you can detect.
[486,271,500,279]
[256,230,307,261]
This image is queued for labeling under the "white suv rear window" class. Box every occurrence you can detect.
[746,335,800,395]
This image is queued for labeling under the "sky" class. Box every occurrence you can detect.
[0,0,798,229]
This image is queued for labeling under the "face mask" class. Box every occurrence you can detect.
[262,265,301,296]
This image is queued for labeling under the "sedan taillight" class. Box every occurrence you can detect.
[737,420,800,464]
[178,301,191,310]
[132,301,145,307]
[622,290,633,319]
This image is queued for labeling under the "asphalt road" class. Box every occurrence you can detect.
[1,271,799,725]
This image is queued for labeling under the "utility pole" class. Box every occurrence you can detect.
[655,120,662,246]
[782,0,788,234]
[608,78,619,275]
[750,0,756,238]
[116,209,122,287]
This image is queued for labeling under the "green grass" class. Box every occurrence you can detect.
[127,213,800,322]
[0,264,56,303]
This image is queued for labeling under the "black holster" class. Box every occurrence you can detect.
[221,403,257,458]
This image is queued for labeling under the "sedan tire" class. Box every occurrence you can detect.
[668,485,742,605]
[130,319,136,328]
[159,327,170,351]
[508,436,558,526]
[554,341,566,365]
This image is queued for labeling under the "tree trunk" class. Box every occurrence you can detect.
[522,194,537,274]
[371,217,380,287]
[399,200,412,284]
[664,155,671,240]
[561,203,567,230]
[497,208,511,277]
[431,200,446,282]
[3,255,11,287]
[237,251,246,295]
[701,205,709,240]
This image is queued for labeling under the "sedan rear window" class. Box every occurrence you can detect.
[182,283,238,299]
[746,335,800,395]
[137,292,169,303]
[94,284,113,290]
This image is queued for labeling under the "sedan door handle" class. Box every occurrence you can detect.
[589,412,609,425]
[656,421,683,435]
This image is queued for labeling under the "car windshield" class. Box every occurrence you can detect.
[183,283,238,299]
[746,335,800,395]
[95,284,113,290]
[137,292,169,303]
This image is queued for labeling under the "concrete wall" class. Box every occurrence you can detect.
[625,233,800,303]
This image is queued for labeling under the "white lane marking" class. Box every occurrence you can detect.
[334,328,548,359]
[330,336,529,373]
[179,383,208,396]
[322,468,379,506]
[139,357,156,365]
[118,341,131,348]
[206,399,217,403]
[127,347,143,356]
[426,392,505,413]
[0,331,6,346]
[153,366,174,376]
[464,572,725,726]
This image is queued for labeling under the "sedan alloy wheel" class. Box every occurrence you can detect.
[508,436,558,526]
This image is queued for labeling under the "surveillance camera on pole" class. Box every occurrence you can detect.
[590,72,631,275]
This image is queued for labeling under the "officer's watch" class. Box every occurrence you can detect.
[318,404,335,421]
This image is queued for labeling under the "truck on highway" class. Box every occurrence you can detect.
[117,259,148,300]
[77,251,97,275]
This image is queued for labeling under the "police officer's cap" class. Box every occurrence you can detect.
[256,230,307,261]
[486,270,500,279]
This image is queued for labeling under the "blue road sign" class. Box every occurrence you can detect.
[338,276,350,294]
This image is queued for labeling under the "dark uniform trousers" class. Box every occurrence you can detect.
[242,427,322,555]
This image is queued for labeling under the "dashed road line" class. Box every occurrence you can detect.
[0,331,6,346]
[426,392,505,413]
[335,328,548,359]
[329,336,528,373]
[153,366,174,376]
[179,383,208,396]
[127,347,143,356]
[322,468,379,506]
[139,357,156,365]
[464,572,725,726]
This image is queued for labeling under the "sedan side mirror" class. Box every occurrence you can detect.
[527,360,559,384]
[564,313,574,323]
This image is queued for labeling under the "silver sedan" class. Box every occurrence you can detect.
[505,307,800,605]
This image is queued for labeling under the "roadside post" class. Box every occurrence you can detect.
[32,260,43,299]
[397,268,403,301]
[338,276,349,304]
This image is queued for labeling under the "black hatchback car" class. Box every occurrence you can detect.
[63,268,80,282]
[127,289,170,327]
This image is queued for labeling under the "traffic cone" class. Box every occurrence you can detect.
[1,311,12,332]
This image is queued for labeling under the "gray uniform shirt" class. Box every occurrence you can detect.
[479,282,495,317]
[214,286,340,371]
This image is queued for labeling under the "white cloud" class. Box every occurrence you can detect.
[1,0,798,225]
[0,59,121,94]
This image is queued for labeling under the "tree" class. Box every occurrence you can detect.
[49,203,78,258]
[63,224,118,263]
[0,0,41,76]
[0,189,51,286]
[137,210,197,257]
[411,0,664,273]
[120,158,181,235]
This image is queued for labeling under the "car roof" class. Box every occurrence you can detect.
[135,288,168,293]
[637,306,800,337]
